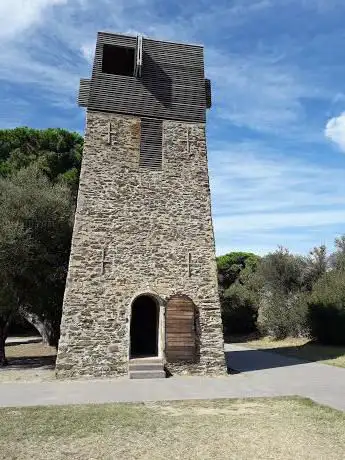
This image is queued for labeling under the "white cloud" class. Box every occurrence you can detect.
[216,210,345,233]
[0,0,332,138]
[208,141,345,254]
[0,0,67,40]
[210,142,345,215]
[325,112,345,152]
[0,43,80,109]
[80,41,96,63]
[332,93,345,104]
[0,0,344,257]
[206,49,330,136]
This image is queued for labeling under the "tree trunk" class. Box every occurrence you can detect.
[0,319,11,367]
[19,307,57,346]
[0,333,7,366]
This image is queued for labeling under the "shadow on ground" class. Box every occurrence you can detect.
[5,355,56,370]
[3,338,57,371]
[225,347,310,373]
[224,335,345,373]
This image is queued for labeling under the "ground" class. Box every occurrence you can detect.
[229,335,345,368]
[1,337,345,413]
[1,338,345,458]
[1,338,56,382]
[3,334,345,384]
[0,397,344,460]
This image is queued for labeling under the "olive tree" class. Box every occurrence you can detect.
[0,166,73,364]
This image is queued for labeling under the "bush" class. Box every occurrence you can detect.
[257,248,306,294]
[221,283,258,335]
[257,290,309,339]
[217,252,260,291]
[307,271,345,345]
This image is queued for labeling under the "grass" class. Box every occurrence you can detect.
[232,335,345,368]
[0,341,56,382]
[0,397,344,460]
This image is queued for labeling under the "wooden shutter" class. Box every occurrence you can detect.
[139,118,163,170]
[165,295,197,362]
[205,79,212,109]
[78,79,90,107]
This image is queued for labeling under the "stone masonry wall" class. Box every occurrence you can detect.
[56,110,225,378]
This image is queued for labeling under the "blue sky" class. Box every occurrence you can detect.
[1,0,345,256]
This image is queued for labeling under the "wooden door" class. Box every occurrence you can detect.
[165,295,197,362]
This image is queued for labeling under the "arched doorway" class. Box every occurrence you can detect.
[130,295,159,358]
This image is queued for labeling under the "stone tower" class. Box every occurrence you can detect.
[56,31,224,378]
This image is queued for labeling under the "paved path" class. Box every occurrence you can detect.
[0,344,344,410]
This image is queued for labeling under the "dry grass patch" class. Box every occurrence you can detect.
[5,341,57,359]
[0,369,54,383]
[1,397,344,460]
[0,341,56,382]
[238,336,345,368]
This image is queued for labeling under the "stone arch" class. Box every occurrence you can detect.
[165,294,199,363]
[129,292,164,359]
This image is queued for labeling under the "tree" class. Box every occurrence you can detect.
[0,127,83,195]
[331,236,345,272]
[307,270,345,345]
[0,127,82,350]
[256,247,309,339]
[217,252,260,291]
[0,220,33,365]
[302,245,329,291]
[257,246,306,295]
[222,280,261,335]
[0,166,74,364]
[217,252,261,335]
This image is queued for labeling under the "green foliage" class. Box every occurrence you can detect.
[217,252,261,335]
[303,245,329,291]
[307,271,345,345]
[257,290,310,339]
[222,283,258,335]
[218,241,345,342]
[0,213,33,322]
[254,248,309,339]
[0,165,74,348]
[0,126,81,350]
[0,127,83,194]
[257,247,306,294]
[217,252,260,290]
[331,236,345,272]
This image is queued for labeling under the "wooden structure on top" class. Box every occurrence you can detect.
[78,32,211,123]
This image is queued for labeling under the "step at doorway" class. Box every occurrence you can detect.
[128,357,166,379]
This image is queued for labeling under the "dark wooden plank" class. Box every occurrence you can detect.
[81,32,207,122]
[167,334,194,339]
[166,327,194,332]
[165,295,197,363]
[139,118,162,170]
[167,338,194,344]
[78,79,90,107]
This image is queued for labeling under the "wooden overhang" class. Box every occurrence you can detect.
[78,32,211,123]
